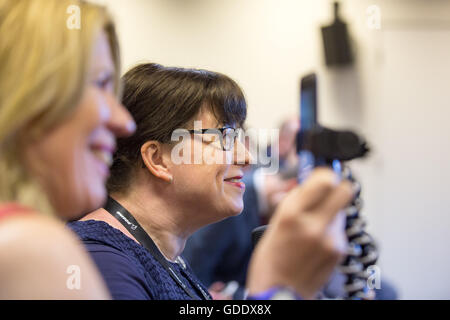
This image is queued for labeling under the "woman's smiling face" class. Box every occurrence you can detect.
[25,31,136,219]
[168,108,251,225]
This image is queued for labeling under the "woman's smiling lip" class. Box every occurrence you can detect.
[224,175,245,190]
[89,140,116,178]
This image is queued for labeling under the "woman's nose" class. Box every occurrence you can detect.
[105,93,136,138]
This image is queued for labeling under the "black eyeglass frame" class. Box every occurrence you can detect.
[187,127,242,151]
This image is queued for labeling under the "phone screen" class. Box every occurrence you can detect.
[298,73,342,183]
[298,74,318,183]
[300,74,317,132]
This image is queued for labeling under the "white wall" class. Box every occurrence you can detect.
[101,0,450,299]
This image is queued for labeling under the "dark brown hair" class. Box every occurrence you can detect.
[107,63,247,194]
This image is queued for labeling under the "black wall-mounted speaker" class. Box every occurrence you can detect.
[321,2,354,67]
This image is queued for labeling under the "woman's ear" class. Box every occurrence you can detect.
[141,141,173,183]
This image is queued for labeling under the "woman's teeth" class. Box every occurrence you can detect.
[226,178,241,183]
[92,149,113,167]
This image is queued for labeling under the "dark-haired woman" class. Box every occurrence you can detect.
[69,63,353,300]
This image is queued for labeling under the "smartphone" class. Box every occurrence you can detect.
[298,73,341,183]
[300,73,317,133]
[298,73,318,183]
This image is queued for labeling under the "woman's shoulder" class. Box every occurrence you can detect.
[70,207,139,244]
[68,219,155,268]
[0,212,110,299]
[69,219,161,299]
[68,219,137,250]
[0,208,63,245]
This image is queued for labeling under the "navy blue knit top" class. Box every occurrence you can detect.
[68,220,211,300]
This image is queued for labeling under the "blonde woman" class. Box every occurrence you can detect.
[0,0,135,299]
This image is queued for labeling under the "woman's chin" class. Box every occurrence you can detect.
[81,187,107,217]
[225,202,244,217]
[207,207,242,226]
[52,185,105,221]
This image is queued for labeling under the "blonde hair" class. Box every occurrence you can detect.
[0,0,121,215]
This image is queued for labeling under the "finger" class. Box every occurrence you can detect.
[283,178,298,192]
[209,281,225,292]
[317,180,354,226]
[289,168,340,212]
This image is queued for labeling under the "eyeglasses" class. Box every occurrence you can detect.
[187,127,242,151]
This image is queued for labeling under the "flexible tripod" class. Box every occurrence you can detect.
[337,165,378,299]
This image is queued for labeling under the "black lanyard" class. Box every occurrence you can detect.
[104,196,210,300]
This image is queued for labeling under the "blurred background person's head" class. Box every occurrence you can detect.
[278,117,300,168]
